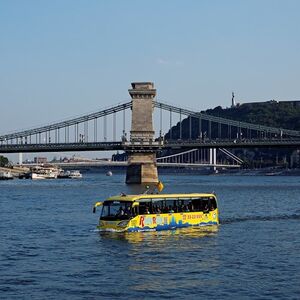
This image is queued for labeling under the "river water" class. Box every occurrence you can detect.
[1,172,300,299]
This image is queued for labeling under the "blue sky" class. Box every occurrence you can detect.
[1,0,300,139]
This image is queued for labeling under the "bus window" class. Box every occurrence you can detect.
[152,200,163,214]
[139,202,151,215]
[135,197,216,215]
[138,199,166,214]
[208,197,217,211]
[191,197,216,213]
[203,200,209,213]
[192,198,202,211]
[100,201,133,220]
[178,199,194,212]
[137,198,152,215]
[165,199,177,213]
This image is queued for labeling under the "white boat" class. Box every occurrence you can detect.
[31,167,58,180]
[0,171,14,180]
[31,171,57,180]
[69,170,82,179]
[106,171,113,176]
[57,170,71,179]
[31,173,46,180]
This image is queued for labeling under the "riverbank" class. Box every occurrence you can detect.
[2,164,300,178]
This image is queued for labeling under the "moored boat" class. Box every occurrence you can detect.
[0,171,14,180]
[18,172,31,179]
[93,193,219,232]
[57,170,82,179]
[31,171,57,180]
[69,170,82,179]
[57,170,71,179]
[31,166,59,180]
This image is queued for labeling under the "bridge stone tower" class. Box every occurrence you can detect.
[126,82,159,184]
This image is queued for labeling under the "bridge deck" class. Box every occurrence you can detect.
[1,138,300,153]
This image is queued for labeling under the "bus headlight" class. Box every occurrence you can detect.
[118,220,129,228]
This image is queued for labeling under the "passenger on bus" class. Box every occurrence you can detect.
[117,207,124,216]
[203,203,209,213]
[124,206,131,216]
[183,205,190,212]
[154,205,161,214]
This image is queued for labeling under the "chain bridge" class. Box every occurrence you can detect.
[1,82,300,183]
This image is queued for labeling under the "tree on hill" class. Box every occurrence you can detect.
[206,101,300,130]
[0,155,9,167]
[165,101,300,140]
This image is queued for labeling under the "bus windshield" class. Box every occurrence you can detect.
[101,201,133,220]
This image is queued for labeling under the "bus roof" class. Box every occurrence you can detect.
[106,193,217,202]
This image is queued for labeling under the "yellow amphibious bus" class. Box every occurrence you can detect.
[93,193,219,232]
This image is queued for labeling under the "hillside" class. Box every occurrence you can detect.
[163,100,300,168]
[206,101,300,130]
[165,100,300,140]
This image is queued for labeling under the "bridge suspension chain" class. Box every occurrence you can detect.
[0,101,132,141]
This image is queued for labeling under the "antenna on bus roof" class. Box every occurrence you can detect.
[143,185,150,194]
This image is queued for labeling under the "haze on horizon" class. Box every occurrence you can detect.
[1,0,299,143]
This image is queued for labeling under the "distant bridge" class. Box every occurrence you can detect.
[23,147,242,169]
[23,161,240,169]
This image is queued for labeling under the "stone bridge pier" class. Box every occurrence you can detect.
[125,82,159,184]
